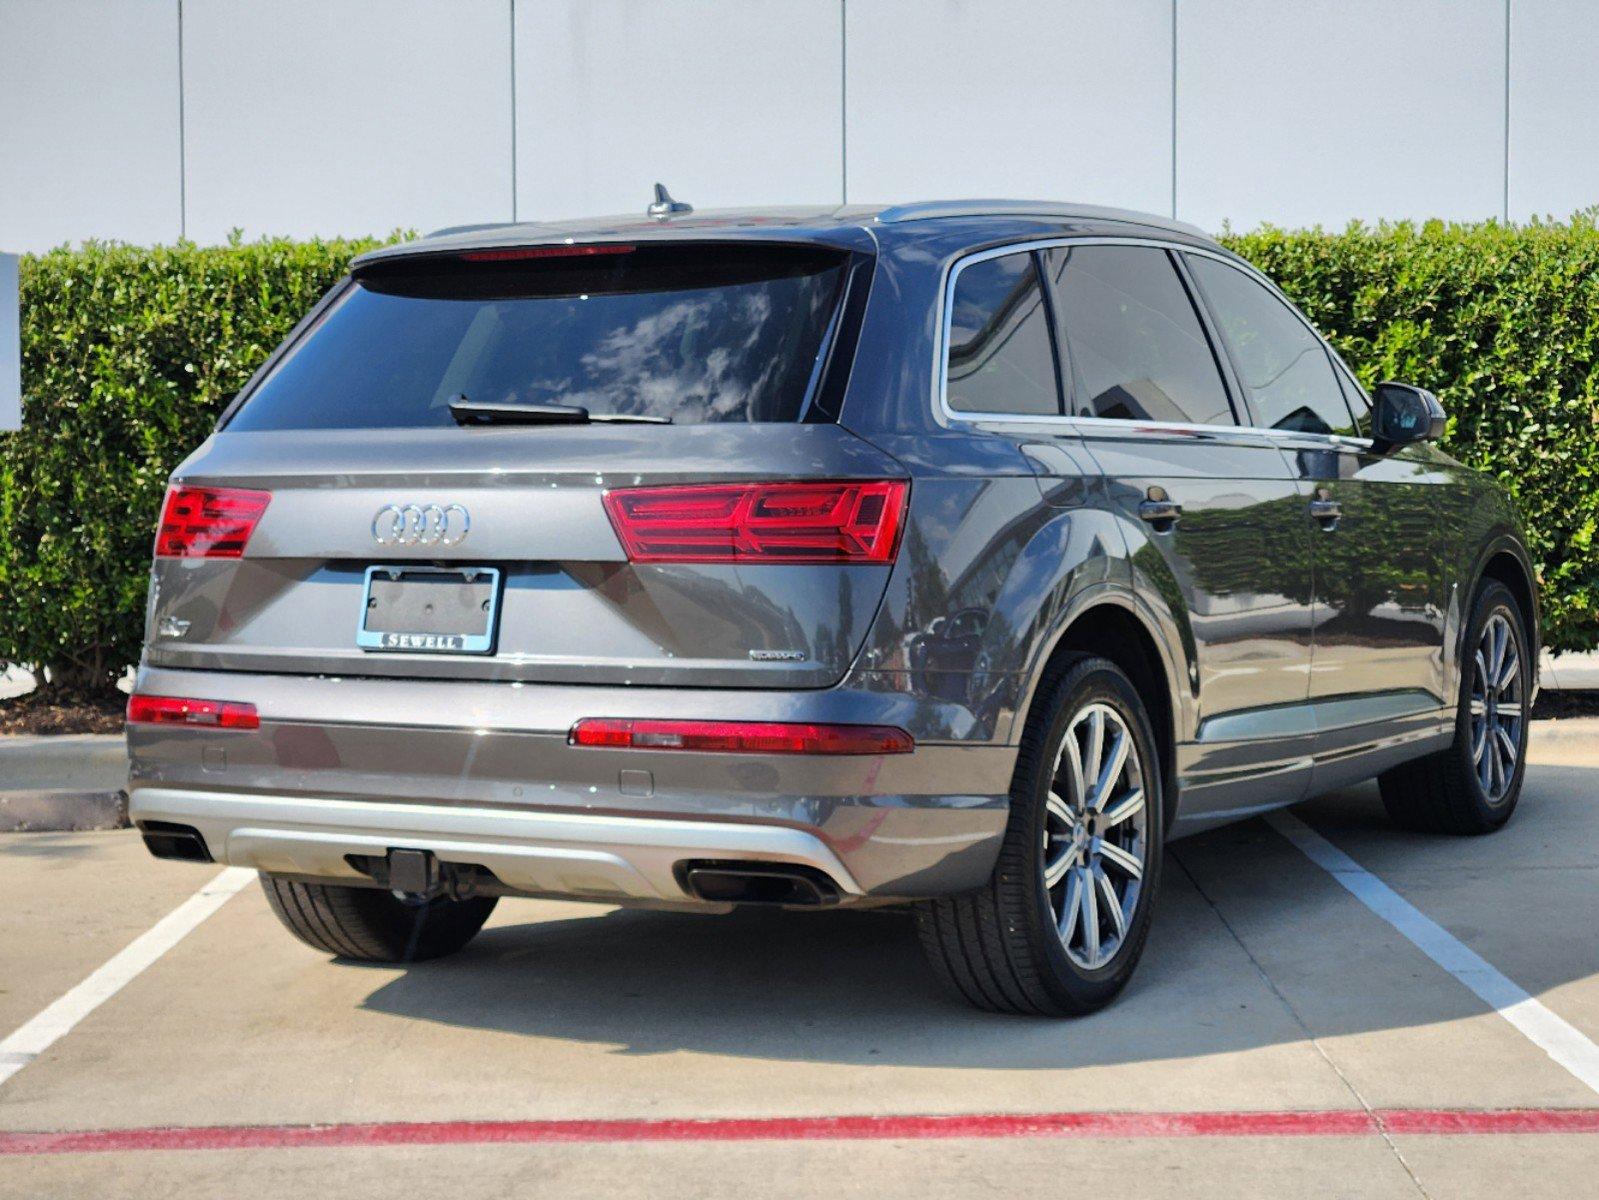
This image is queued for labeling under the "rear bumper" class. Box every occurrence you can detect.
[130,787,870,907]
[128,667,1015,904]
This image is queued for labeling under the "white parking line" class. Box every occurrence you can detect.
[0,866,255,1090]
[1266,811,1599,1098]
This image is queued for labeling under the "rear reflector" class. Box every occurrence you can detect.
[603,480,908,564]
[570,718,914,756]
[127,694,260,730]
[155,486,270,558]
[459,244,636,262]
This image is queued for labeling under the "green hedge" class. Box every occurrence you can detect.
[0,237,380,692]
[2,220,1598,694]
[1219,216,1599,656]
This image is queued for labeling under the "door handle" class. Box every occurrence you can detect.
[1309,496,1341,529]
[1138,498,1182,529]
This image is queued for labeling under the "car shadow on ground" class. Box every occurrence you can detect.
[0,832,102,861]
[353,768,1599,1070]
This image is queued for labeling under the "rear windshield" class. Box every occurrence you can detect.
[227,243,847,430]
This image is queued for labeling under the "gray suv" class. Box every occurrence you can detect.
[127,200,1538,1016]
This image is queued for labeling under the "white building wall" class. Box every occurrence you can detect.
[1508,0,1599,221]
[1,0,1596,252]
[181,0,513,243]
[845,0,1172,215]
[1177,0,1506,230]
[0,0,181,250]
[516,0,842,220]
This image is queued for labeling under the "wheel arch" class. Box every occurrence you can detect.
[1015,592,1184,834]
[1464,535,1542,699]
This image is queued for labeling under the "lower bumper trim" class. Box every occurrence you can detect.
[128,787,863,907]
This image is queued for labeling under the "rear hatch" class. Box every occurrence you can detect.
[144,240,903,689]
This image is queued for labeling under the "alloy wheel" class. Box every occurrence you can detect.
[1042,703,1148,969]
[1470,610,1523,805]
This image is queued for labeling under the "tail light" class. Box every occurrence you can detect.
[127,694,260,730]
[155,486,271,558]
[570,718,914,756]
[603,480,908,564]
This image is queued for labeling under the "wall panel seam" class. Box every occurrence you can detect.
[840,0,848,205]
[1503,0,1511,221]
[177,0,187,239]
[510,0,518,221]
[1170,0,1177,219]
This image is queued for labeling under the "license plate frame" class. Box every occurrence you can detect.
[356,564,502,655]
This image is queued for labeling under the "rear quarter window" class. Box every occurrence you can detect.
[944,251,1061,416]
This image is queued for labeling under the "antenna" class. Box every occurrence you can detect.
[647,183,693,221]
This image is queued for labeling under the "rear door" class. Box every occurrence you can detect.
[1183,253,1448,732]
[1044,243,1318,817]
[146,240,907,690]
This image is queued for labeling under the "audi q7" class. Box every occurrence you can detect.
[127,199,1538,1015]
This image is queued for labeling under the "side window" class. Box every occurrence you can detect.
[945,252,1061,415]
[1042,244,1234,426]
[1186,255,1356,437]
[1332,354,1372,437]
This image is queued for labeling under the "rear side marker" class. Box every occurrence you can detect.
[127,694,260,731]
[570,718,913,755]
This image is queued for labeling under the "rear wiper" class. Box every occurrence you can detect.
[587,412,673,424]
[448,396,671,426]
[449,398,586,425]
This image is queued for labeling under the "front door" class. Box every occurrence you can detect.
[1182,253,1448,774]
[1041,243,1319,824]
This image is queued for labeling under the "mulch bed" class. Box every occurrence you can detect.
[1531,689,1599,720]
[0,691,127,736]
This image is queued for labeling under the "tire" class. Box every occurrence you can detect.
[915,654,1165,1016]
[1378,580,1530,835]
[260,875,497,962]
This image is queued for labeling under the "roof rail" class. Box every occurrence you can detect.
[875,199,1210,241]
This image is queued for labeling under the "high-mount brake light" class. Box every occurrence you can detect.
[603,480,908,564]
[155,486,271,558]
[569,718,914,756]
[127,694,260,730]
[458,244,636,262]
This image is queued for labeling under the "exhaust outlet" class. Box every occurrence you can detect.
[678,861,841,907]
[137,820,214,863]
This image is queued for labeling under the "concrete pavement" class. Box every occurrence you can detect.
[1,732,1598,1196]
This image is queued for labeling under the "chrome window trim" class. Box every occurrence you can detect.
[933,234,1377,452]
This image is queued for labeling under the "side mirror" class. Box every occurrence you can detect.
[1371,382,1445,451]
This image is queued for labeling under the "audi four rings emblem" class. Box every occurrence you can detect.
[371,503,471,547]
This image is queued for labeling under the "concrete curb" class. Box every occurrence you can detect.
[1528,716,1599,743]
[0,790,128,833]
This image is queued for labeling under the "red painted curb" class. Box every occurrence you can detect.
[3,1109,1599,1156]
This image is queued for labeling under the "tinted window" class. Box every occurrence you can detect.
[945,252,1061,415]
[1333,357,1372,437]
[229,244,846,430]
[1043,245,1233,425]
[1186,256,1355,436]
